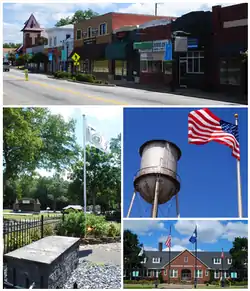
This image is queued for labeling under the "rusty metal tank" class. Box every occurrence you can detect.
[134,139,181,205]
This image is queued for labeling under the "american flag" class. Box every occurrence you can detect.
[221,248,224,259]
[188,108,240,160]
[165,235,171,248]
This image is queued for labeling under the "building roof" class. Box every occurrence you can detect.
[46,24,74,32]
[143,249,232,270]
[21,13,43,32]
[63,205,83,210]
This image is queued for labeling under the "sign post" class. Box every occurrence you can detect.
[71,53,81,72]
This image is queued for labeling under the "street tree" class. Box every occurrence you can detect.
[124,230,145,279]
[229,237,248,280]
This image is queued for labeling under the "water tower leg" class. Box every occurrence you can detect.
[176,193,180,218]
[127,191,136,218]
[152,177,160,218]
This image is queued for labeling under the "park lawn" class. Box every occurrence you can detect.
[4,213,62,220]
[124,285,156,289]
[197,286,247,289]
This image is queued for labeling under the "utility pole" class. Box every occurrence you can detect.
[155,3,158,16]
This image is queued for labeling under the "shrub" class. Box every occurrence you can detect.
[75,73,95,83]
[158,272,164,284]
[43,224,55,236]
[54,71,71,79]
[107,222,120,237]
[55,212,85,237]
[86,214,108,237]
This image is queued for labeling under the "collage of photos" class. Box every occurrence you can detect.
[2,1,248,290]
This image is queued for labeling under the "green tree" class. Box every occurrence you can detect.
[55,9,99,27]
[8,52,16,64]
[30,52,48,71]
[124,230,145,280]
[3,108,78,196]
[3,43,22,48]
[229,237,248,280]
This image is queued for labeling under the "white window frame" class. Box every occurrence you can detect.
[170,269,178,278]
[87,26,92,38]
[152,257,160,263]
[99,22,107,35]
[214,258,221,264]
[184,256,188,263]
[143,257,147,263]
[214,270,220,279]
[227,258,232,264]
[205,270,209,277]
[195,270,203,278]
[76,29,82,40]
[180,51,204,74]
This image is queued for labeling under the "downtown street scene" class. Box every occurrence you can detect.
[3,2,248,106]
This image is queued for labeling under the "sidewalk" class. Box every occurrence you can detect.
[112,81,247,105]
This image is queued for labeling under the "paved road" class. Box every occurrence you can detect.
[79,242,121,266]
[3,69,239,106]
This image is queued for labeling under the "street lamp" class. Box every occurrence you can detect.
[171,30,190,92]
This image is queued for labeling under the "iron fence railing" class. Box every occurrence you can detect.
[3,215,62,254]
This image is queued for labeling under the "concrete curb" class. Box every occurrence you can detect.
[48,76,116,87]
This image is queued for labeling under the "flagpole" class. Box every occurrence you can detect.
[127,191,136,218]
[234,113,243,218]
[194,225,197,289]
[221,248,224,287]
[168,225,171,285]
[82,115,87,214]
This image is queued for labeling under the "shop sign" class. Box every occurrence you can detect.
[84,37,96,45]
[153,40,169,52]
[140,53,153,61]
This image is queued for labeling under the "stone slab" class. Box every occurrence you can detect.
[4,235,80,264]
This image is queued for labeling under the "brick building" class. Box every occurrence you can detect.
[70,13,175,80]
[125,243,242,284]
[211,3,248,97]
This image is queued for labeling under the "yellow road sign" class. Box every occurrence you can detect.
[74,62,80,66]
[72,53,80,62]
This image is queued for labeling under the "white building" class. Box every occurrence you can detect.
[44,24,74,71]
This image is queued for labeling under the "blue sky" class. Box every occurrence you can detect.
[3,2,241,42]
[124,220,248,251]
[123,107,248,218]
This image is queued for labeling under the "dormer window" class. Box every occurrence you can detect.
[142,257,147,263]
[152,257,160,263]
[30,21,34,28]
[213,258,221,264]
[184,256,188,263]
[227,258,232,264]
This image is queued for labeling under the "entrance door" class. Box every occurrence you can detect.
[179,59,187,88]
[181,269,191,281]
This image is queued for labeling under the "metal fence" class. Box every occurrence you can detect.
[3,215,62,254]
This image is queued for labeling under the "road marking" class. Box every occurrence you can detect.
[5,74,127,105]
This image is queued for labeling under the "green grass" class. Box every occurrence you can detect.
[4,212,62,220]
[197,286,247,289]
[124,285,155,289]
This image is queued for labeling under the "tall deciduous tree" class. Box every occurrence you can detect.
[55,9,99,27]
[3,108,78,195]
[124,230,145,279]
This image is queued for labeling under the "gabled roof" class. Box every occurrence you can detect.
[143,249,232,270]
[21,14,43,32]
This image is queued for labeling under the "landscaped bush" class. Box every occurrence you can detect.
[75,73,96,83]
[54,71,71,79]
[124,280,154,285]
[107,222,120,237]
[55,212,85,237]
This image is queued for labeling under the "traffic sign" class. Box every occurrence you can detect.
[74,62,80,66]
[72,53,80,62]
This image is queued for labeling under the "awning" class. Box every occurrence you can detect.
[69,43,107,60]
[105,42,128,60]
[133,41,153,50]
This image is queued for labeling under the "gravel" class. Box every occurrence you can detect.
[64,260,121,289]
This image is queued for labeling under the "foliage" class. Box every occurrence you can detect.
[3,108,78,196]
[54,70,72,79]
[158,272,164,284]
[3,43,22,48]
[56,211,85,237]
[75,73,96,83]
[55,9,99,26]
[124,279,155,284]
[124,230,145,275]
[30,52,48,64]
[229,237,248,280]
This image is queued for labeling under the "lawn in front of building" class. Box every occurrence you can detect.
[124,284,156,289]
[197,285,248,289]
[3,212,62,220]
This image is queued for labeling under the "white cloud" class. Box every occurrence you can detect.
[144,245,158,251]
[162,245,204,252]
[3,22,22,43]
[174,220,248,244]
[124,220,168,235]
[3,2,243,43]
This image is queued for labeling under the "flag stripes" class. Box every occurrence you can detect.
[188,108,240,160]
[165,235,171,248]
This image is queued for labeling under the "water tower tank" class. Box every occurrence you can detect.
[134,139,181,205]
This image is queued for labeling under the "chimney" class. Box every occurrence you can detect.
[159,242,163,251]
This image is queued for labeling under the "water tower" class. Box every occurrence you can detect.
[127,139,181,218]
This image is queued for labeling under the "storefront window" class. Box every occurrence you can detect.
[220,58,241,85]
[181,51,204,74]
[93,60,109,73]
[163,62,172,75]
[140,60,163,73]
[115,60,127,76]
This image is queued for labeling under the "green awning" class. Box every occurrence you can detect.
[105,42,128,60]
[133,41,153,50]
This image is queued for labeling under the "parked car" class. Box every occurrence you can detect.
[3,61,10,72]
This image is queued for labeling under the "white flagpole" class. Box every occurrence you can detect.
[83,114,87,214]
[234,113,243,218]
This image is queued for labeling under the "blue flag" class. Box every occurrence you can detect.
[189,227,197,244]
